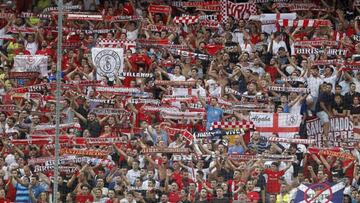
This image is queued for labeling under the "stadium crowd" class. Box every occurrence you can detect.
[1,0,360,202]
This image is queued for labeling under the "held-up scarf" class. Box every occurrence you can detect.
[8,72,40,79]
[90,108,130,116]
[229,154,296,162]
[155,80,196,86]
[43,5,82,13]
[129,99,160,105]
[60,148,109,158]
[120,72,154,78]
[210,120,255,130]
[319,150,355,160]
[267,86,310,93]
[96,39,136,50]
[0,13,14,19]
[294,40,338,47]
[34,123,80,131]
[274,3,332,12]
[169,49,211,60]
[194,128,245,138]
[20,12,51,19]
[268,137,316,145]
[29,155,115,167]
[172,1,220,7]
[143,105,179,112]
[159,123,194,141]
[0,105,19,112]
[161,95,197,103]
[94,86,141,94]
[67,13,103,21]
[34,165,78,173]
[141,147,190,154]
[160,110,205,120]
[141,24,177,32]
[148,5,171,14]
[104,15,143,22]
[277,19,332,27]
[11,138,52,145]
[295,48,347,56]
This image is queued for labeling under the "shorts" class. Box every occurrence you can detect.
[316,111,329,124]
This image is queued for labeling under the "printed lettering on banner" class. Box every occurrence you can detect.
[13,55,48,77]
[91,48,124,81]
[250,112,302,138]
[306,116,354,146]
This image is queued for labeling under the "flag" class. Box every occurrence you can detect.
[294,182,345,203]
[221,0,257,23]
[91,48,124,81]
[249,112,302,137]
[13,55,48,77]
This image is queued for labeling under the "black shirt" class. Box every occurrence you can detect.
[315,92,334,113]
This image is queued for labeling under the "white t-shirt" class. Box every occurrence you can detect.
[306,76,323,98]
[169,74,186,81]
[268,40,287,54]
[126,29,139,41]
[25,40,38,55]
[126,169,141,185]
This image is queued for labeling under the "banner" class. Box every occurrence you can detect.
[306,116,354,146]
[13,55,48,77]
[250,112,302,137]
[91,48,124,80]
[295,182,345,203]
[155,80,196,86]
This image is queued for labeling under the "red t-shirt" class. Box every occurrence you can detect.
[247,191,260,202]
[0,198,11,203]
[265,66,279,81]
[228,179,244,200]
[75,194,94,203]
[168,191,181,203]
[264,169,285,194]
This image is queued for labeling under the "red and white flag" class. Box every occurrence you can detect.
[221,0,257,22]
[250,112,302,138]
[277,19,331,28]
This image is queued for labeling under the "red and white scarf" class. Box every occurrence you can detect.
[277,19,331,27]
[161,110,205,120]
[268,137,315,145]
[210,120,255,130]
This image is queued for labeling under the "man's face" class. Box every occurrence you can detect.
[30,177,37,185]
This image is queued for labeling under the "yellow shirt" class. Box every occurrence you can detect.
[276,193,290,203]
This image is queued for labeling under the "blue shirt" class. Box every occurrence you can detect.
[205,105,224,130]
[15,183,30,203]
[228,145,245,155]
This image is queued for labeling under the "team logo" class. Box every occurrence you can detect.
[286,114,299,126]
[94,50,121,77]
